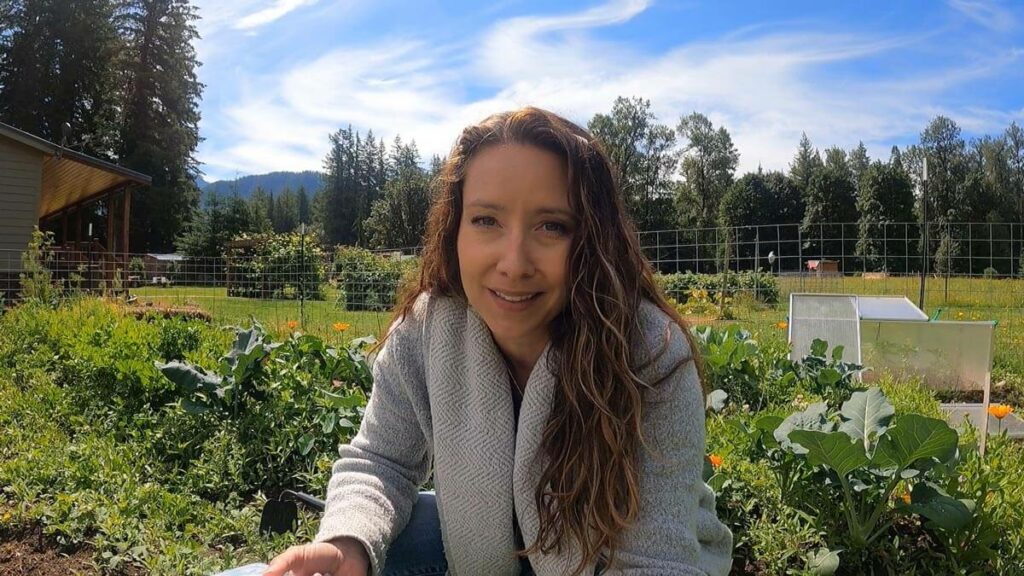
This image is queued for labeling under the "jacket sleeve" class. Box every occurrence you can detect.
[604,305,733,576]
[313,296,433,576]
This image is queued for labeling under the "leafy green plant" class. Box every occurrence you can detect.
[226,232,327,300]
[777,387,986,572]
[787,338,864,407]
[333,246,417,311]
[19,227,60,306]
[156,320,280,417]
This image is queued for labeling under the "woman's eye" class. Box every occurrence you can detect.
[541,221,569,235]
[471,215,497,227]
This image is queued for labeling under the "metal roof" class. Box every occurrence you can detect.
[0,121,151,219]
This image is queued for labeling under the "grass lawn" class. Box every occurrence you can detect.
[131,274,1024,380]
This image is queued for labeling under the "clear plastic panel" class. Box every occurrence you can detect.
[857,296,929,321]
[860,320,994,390]
[789,294,861,363]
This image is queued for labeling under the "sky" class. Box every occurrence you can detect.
[192,0,1024,182]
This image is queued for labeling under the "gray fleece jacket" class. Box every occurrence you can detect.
[314,293,733,575]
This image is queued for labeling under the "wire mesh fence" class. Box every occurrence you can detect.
[1,222,1022,371]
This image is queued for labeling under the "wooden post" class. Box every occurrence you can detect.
[122,188,131,262]
[61,210,69,245]
[106,195,115,252]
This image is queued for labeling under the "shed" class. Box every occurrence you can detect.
[804,259,839,275]
[0,121,151,294]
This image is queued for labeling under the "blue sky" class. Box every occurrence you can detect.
[192,0,1024,182]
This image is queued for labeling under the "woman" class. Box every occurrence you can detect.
[264,107,733,576]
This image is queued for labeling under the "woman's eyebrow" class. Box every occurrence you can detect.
[464,200,575,220]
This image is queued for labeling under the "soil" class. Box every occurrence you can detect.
[0,523,97,575]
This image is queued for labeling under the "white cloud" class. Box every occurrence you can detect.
[948,0,1015,32]
[198,0,1023,181]
[235,0,320,30]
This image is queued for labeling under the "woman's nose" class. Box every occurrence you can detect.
[495,231,535,278]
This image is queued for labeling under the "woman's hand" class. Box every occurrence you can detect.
[263,538,370,576]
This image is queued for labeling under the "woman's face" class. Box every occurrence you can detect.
[457,143,576,353]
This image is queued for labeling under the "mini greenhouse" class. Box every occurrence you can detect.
[787,293,1013,448]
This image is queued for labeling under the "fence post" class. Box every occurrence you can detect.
[299,224,306,329]
[798,226,804,291]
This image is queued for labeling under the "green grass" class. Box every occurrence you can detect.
[131,285,394,342]
[130,274,1024,380]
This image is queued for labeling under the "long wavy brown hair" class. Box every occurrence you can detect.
[388,106,702,575]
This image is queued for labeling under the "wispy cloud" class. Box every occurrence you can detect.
[235,0,320,30]
[948,0,1015,32]
[198,0,1024,181]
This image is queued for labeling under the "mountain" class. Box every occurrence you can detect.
[199,170,323,198]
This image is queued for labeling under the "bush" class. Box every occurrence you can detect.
[656,271,779,305]
[226,232,327,300]
[333,246,418,311]
[983,266,998,279]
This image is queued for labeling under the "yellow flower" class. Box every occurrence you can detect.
[286,320,299,330]
[708,454,723,468]
[333,322,351,332]
[988,404,1014,419]
[776,321,788,330]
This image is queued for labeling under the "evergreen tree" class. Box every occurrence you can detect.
[176,192,256,259]
[120,0,203,251]
[364,139,431,249]
[848,141,870,189]
[824,146,851,181]
[802,166,858,269]
[247,187,273,232]
[273,188,299,233]
[296,186,311,225]
[0,0,122,158]
[675,112,739,229]
[856,161,915,271]
[789,132,824,194]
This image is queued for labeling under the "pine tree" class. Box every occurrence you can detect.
[789,132,824,194]
[848,141,870,189]
[856,161,915,271]
[296,186,311,225]
[0,0,122,158]
[364,139,431,249]
[120,0,203,251]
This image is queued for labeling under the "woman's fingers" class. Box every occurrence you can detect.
[263,543,346,576]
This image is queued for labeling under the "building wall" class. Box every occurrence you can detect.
[0,137,43,268]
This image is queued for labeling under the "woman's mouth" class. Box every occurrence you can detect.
[489,289,542,309]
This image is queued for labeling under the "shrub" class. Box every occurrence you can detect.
[333,246,418,311]
[656,271,779,305]
[226,232,327,300]
[983,266,998,279]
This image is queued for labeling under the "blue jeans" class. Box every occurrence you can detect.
[380,491,537,576]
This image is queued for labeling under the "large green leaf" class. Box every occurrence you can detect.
[788,430,869,477]
[839,387,895,451]
[155,360,222,394]
[775,402,833,454]
[872,415,958,472]
[754,414,785,449]
[807,547,840,576]
[908,482,974,532]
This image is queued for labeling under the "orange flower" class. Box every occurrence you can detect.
[901,492,911,504]
[708,454,723,468]
[776,321,788,330]
[333,322,351,332]
[286,320,299,330]
[988,404,1014,419]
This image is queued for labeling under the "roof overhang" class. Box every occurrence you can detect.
[0,122,152,219]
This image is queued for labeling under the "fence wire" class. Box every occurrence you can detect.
[1,222,1021,372]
